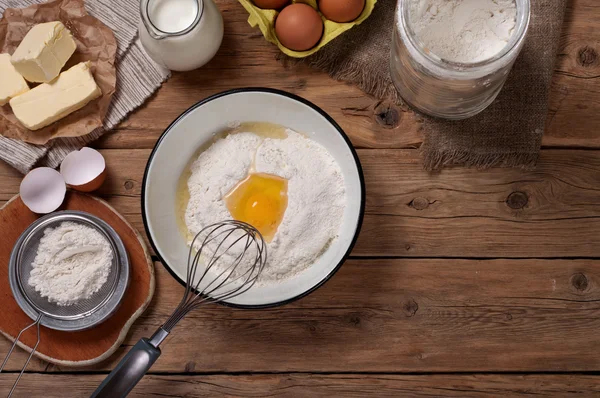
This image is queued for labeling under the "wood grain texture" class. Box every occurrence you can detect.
[88,0,600,151]
[3,148,597,258]
[2,373,600,397]
[544,0,600,148]
[0,192,155,365]
[356,149,600,257]
[3,259,599,373]
[1,0,599,394]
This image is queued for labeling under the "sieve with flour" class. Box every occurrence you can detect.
[0,211,129,397]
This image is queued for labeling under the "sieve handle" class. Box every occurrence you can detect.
[90,338,161,398]
[0,313,42,398]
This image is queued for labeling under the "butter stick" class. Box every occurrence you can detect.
[10,61,102,131]
[11,21,77,83]
[0,53,29,106]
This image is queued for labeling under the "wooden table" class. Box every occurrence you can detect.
[1,0,600,396]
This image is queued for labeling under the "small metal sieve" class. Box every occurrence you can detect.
[0,211,130,397]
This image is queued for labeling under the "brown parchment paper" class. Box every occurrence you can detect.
[0,0,117,145]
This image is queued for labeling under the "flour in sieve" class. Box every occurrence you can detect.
[28,221,113,306]
[184,129,346,282]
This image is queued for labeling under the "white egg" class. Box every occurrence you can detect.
[20,167,66,214]
[60,147,106,192]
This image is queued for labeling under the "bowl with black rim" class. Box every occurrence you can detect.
[142,88,364,308]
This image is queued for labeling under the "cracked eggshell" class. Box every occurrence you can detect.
[20,167,66,214]
[60,147,106,192]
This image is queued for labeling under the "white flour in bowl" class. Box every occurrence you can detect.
[28,221,113,306]
[184,129,346,283]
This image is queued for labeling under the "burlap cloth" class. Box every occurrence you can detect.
[303,0,568,169]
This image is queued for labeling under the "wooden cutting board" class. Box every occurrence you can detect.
[0,191,155,366]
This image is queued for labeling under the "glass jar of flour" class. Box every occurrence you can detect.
[391,0,531,120]
[139,0,224,71]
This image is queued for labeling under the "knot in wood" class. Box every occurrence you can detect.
[402,299,418,317]
[409,197,429,210]
[374,101,401,129]
[506,191,528,210]
[295,78,307,90]
[578,46,598,67]
[184,361,196,372]
[571,273,589,292]
[124,180,135,190]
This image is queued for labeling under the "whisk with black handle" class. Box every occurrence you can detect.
[91,220,266,398]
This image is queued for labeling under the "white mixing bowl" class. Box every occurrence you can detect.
[142,88,365,307]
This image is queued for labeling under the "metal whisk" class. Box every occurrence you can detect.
[91,220,266,398]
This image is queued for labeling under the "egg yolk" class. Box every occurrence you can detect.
[224,173,288,242]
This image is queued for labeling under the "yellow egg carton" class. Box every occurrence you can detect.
[237,0,377,58]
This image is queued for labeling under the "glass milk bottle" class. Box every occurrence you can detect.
[139,0,224,71]
[390,0,531,120]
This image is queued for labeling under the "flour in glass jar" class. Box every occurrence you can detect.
[407,0,518,63]
[183,127,347,283]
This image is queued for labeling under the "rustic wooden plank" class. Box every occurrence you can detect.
[98,68,423,151]
[544,0,600,148]
[357,149,600,257]
[1,149,599,257]
[2,373,600,397]
[89,0,600,151]
[2,259,599,373]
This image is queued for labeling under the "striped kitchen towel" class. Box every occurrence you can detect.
[0,0,170,174]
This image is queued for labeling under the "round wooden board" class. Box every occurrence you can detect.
[0,191,155,367]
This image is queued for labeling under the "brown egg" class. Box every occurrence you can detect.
[275,4,324,51]
[318,0,365,23]
[253,0,288,9]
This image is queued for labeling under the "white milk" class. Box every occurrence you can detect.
[148,0,199,33]
[140,0,224,71]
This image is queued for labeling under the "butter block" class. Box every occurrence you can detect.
[0,53,29,105]
[11,21,77,83]
[10,62,101,130]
